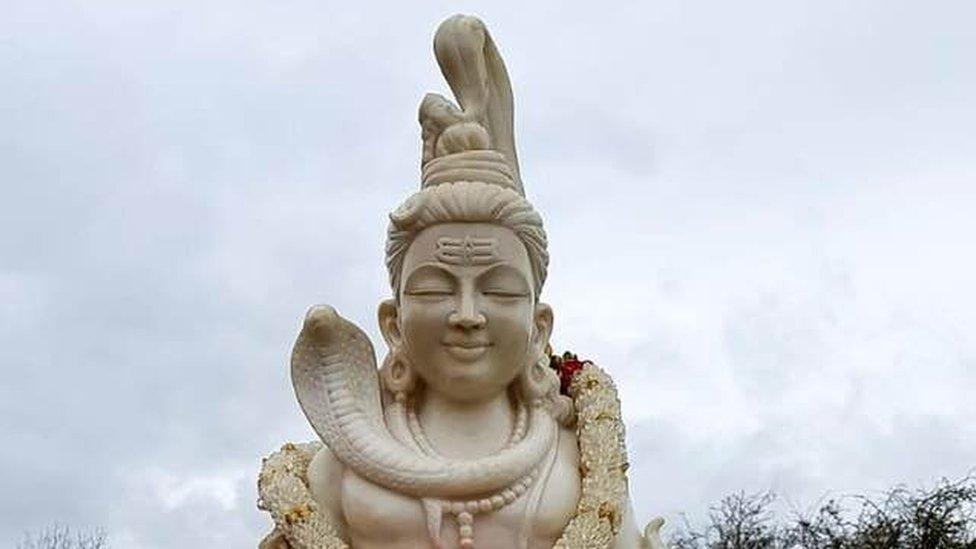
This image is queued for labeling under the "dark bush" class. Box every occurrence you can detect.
[670,475,976,549]
[17,524,107,549]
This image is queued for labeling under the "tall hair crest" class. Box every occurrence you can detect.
[419,15,524,195]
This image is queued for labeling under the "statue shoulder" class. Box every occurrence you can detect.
[257,442,349,549]
[307,444,346,521]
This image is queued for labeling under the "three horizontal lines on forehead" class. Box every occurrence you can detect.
[435,236,498,265]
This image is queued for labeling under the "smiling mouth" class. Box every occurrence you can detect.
[443,342,492,361]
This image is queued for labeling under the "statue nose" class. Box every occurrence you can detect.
[449,312,487,330]
[448,295,486,330]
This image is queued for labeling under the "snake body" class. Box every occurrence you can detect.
[291,305,556,498]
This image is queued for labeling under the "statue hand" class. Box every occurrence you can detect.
[642,517,666,549]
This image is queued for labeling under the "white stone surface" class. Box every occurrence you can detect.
[261,14,663,549]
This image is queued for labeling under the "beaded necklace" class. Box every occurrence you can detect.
[406,401,541,548]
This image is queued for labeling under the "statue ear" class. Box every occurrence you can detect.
[533,302,553,355]
[378,299,402,349]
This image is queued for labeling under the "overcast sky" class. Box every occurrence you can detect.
[2,1,975,546]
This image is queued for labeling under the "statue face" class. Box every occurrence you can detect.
[380,222,552,402]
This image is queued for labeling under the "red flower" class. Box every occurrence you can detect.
[549,351,591,396]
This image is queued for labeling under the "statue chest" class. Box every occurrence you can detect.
[340,430,581,549]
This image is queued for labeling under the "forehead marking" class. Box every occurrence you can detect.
[435,236,498,265]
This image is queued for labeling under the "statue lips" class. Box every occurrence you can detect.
[442,339,492,362]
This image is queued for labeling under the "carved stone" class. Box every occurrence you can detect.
[257,14,665,549]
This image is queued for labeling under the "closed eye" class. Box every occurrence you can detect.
[405,288,454,296]
[477,264,532,299]
[483,289,528,298]
[403,264,457,297]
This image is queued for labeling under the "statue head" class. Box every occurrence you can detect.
[376,15,565,413]
[379,188,553,404]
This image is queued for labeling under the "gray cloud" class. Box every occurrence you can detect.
[2,0,974,546]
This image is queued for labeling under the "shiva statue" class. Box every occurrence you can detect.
[257,15,666,549]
